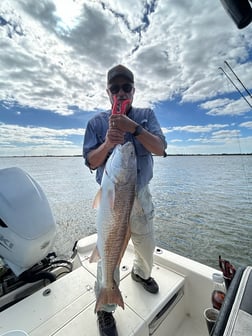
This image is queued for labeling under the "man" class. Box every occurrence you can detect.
[83,64,167,336]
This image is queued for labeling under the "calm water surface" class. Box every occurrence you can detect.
[1,155,251,269]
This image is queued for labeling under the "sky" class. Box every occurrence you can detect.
[0,0,252,156]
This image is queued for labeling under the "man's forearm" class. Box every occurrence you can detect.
[135,129,165,156]
[87,142,112,169]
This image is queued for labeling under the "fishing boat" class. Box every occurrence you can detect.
[0,167,251,336]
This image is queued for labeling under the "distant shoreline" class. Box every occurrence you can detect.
[1,153,251,158]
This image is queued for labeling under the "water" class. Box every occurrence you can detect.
[0,155,251,270]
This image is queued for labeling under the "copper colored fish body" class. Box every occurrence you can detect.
[90,142,137,313]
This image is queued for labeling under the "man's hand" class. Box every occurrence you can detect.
[110,114,165,156]
[104,116,126,148]
[110,114,137,134]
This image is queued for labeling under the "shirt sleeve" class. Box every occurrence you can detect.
[144,109,167,149]
[83,112,109,169]
[83,119,101,168]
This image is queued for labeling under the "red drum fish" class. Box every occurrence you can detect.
[90,141,137,313]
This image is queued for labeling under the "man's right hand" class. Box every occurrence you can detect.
[87,121,125,170]
[105,127,125,148]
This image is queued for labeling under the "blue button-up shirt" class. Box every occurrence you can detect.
[83,107,167,190]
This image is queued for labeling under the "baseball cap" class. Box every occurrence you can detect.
[107,64,134,83]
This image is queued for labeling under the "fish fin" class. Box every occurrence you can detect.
[93,187,115,209]
[118,226,131,265]
[95,283,124,313]
[89,245,100,263]
[93,188,102,209]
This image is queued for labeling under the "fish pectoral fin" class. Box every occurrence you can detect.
[89,245,100,263]
[93,188,102,209]
[95,284,124,313]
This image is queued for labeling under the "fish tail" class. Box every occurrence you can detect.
[95,284,124,313]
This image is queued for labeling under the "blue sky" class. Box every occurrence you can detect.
[0,0,252,156]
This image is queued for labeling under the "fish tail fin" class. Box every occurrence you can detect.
[95,284,124,313]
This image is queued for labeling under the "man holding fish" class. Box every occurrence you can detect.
[83,64,167,336]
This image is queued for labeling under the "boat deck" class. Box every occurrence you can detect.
[0,235,212,335]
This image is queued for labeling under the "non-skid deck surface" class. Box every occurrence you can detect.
[0,245,184,336]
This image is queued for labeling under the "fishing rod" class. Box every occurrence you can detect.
[224,60,252,99]
[219,63,251,197]
[218,66,252,108]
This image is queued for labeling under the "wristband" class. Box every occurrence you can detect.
[133,125,143,137]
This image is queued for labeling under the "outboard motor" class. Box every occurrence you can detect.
[0,167,56,276]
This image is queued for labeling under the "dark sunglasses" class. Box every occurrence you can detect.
[108,83,133,94]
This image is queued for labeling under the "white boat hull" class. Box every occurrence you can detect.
[0,234,216,336]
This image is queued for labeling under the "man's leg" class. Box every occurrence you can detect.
[130,185,159,293]
[131,230,155,279]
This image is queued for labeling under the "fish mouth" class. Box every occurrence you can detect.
[117,97,128,102]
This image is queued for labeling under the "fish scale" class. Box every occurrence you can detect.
[90,141,137,313]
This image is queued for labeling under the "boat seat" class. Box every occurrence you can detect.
[212,266,252,336]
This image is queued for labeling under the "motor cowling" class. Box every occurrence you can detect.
[0,167,56,276]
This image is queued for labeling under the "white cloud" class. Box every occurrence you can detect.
[212,129,240,139]
[168,124,229,133]
[0,123,84,156]
[240,121,252,129]
[1,0,252,115]
[203,97,252,116]
[0,0,252,155]
[167,135,252,155]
